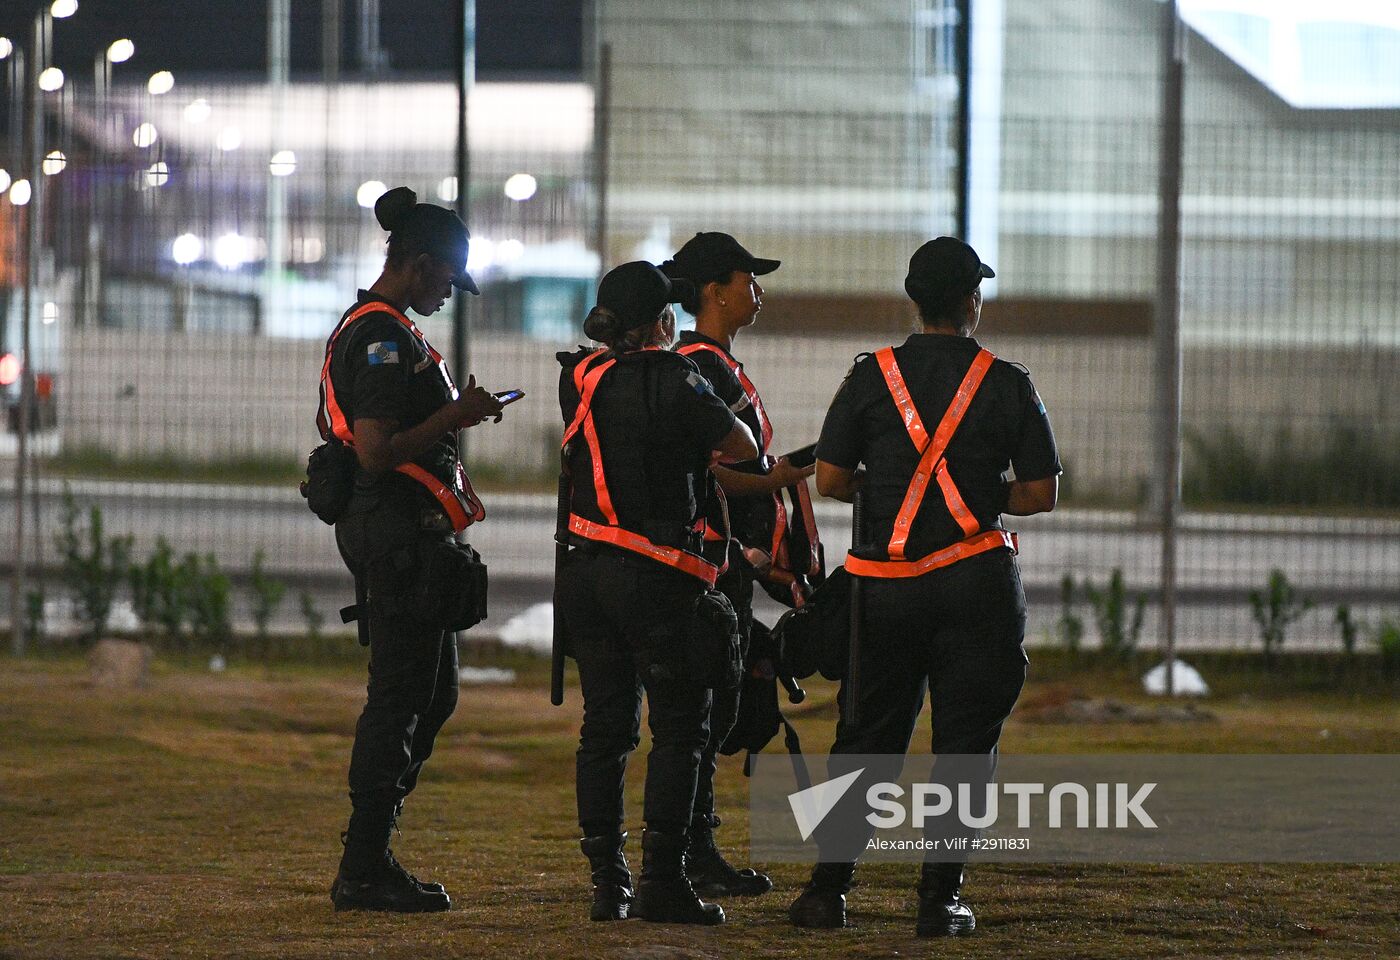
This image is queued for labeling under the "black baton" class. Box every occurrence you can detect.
[550,461,571,707]
[844,490,864,729]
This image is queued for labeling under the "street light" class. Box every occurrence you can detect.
[147,70,174,95]
[0,37,13,60]
[37,66,63,91]
[50,0,78,19]
[106,38,133,63]
[0,169,10,194]
[41,150,65,175]
[504,173,538,201]
[132,122,158,148]
[269,150,296,176]
[8,178,30,205]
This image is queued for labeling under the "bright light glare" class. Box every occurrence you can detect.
[437,176,458,203]
[51,0,79,19]
[356,180,387,208]
[496,239,525,263]
[184,99,211,124]
[0,354,20,386]
[0,169,10,194]
[145,161,170,187]
[9,179,31,206]
[465,237,495,274]
[216,127,243,152]
[214,232,253,270]
[504,173,538,201]
[42,151,67,175]
[171,233,203,265]
[0,38,13,61]
[107,38,135,63]
[147,70,174,95]
[269,150,296,177]
[42,302,58,325]
[132,122,158,148]
[38,67,65,92]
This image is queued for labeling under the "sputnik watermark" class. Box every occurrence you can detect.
[863,781,1157,830]
[750,754,1400,863]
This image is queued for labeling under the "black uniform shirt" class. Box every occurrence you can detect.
[817,333,1060,560]
[675,330,787,550]
[559,347,736,552]
[675,331,765,467]
[328,291,459,490]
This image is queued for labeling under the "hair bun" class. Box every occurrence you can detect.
[583,307,623,343]
[659,258,682,279]
[375,186,418,232]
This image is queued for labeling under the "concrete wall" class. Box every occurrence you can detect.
[59,327,1398,498]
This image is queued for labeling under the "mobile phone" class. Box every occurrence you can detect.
[493,389,526,406]
[784,443,817,469]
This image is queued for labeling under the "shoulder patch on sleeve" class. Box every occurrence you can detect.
[729,393,751,413]
[685,370,714,396]
[367,341,400,365]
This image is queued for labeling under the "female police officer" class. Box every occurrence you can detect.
[555,261,757,924]
[789,237,1060,936]
[661,232,815,898]
[318,186,504,912]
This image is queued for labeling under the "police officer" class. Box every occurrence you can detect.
[319,186,505,912]
[555,261,758,924]
[788,237,1060,936]
[661,232,815,897]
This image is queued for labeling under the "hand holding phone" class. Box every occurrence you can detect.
[493,389,526,406]
[783,443,817,469]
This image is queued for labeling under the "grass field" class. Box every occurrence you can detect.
[0,651,1395,960]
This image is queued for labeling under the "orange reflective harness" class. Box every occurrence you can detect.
[317,301,485,533]
[677,340,822,605]
[844,346,1016,579]
[562,348,720,588]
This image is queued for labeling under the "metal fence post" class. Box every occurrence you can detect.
[1154,0,1186,695]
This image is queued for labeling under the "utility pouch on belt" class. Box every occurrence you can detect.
[773,565,852,682]
[689,589,742,691]
[642,589,741,689]
[413,538,489,632]
[301,441,358,525]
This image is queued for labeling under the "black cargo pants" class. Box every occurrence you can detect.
[335,489,460,849]
[556,546,713,837]
[692,550,753,820]
[811,548,1029,873]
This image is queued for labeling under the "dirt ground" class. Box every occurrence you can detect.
[0,653,1395,960]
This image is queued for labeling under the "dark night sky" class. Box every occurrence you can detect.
[0,0,582,80]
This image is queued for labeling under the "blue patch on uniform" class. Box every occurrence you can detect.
[685,371,711,396]
[367,341,399,366]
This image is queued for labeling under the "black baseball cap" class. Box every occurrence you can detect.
[594,261,694,330]
[666,232,780,285]
[374,186,480,294]
[904,236,994,304]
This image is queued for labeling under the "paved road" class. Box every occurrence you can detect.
[4,477,1397,650]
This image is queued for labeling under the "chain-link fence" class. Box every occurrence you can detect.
[3,0,1397,657]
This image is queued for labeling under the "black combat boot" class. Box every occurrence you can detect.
[331,805,451,914]
[387,802,447,896]
[331,843,452,913]
[631,829,725,925]
[580,832,634,921]
[685,814,773,897]
[787,861,855,929]
[330,803,447,900]
[915,862,975,937]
